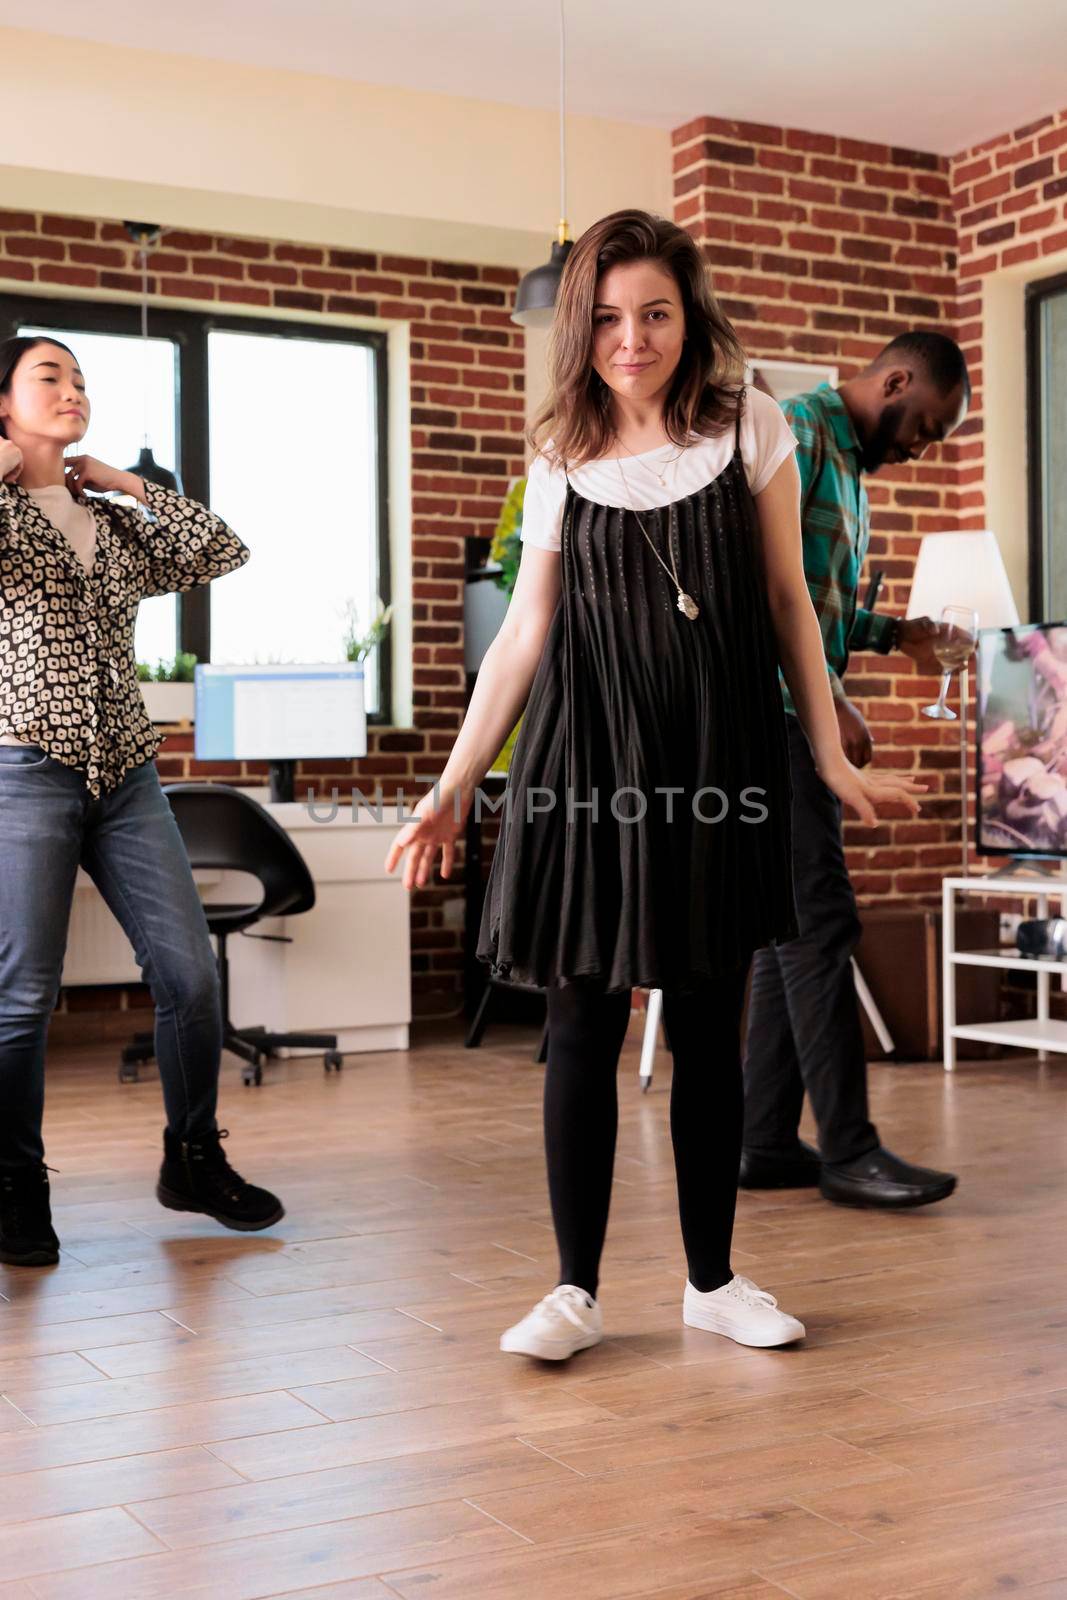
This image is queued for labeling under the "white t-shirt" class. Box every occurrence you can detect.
[519,384,798,553]
[27,484,97,574]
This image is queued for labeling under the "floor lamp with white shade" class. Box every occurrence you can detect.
[906,530,1021,875]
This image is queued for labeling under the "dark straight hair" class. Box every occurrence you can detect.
[0,335,79,437]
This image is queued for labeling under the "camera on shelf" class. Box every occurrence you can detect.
[1015,917,1067,960]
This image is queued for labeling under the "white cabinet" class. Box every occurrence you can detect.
[62,792,411,1055]
[942,873,1067,1072]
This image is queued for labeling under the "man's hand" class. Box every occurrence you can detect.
[65,456,146,502]
[897,616,943,675]
[835,696,873,768]
[0,439,23,484]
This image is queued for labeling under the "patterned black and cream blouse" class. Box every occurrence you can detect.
[0,481,249,797]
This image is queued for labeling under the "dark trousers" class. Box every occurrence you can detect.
[0,746,221,1170]
[742,716,879,1167]
[544,968,749,1299]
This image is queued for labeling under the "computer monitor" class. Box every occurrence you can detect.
[195,663,367,802]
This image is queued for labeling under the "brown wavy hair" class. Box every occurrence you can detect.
[529,209,747,469]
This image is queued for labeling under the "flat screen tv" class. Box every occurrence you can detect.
[977,621,1067,859]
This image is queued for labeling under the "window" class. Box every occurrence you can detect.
[206,329,384,712]
[1,297,391,719]
[1027,273,1067,623]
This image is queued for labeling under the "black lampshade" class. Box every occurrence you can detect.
[127,444,182,494]
[512,238,573,327]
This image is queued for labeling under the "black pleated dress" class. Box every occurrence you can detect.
[477,402,798,995]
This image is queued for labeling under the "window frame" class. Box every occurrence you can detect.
[0,294,392,723]
[1025,268,1067,625]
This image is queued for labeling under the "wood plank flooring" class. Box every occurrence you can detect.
[1,1022,1064,1598]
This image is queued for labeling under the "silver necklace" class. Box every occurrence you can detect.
[614,457,699,622]
[613,432,686,489]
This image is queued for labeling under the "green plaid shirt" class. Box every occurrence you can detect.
[779,383,895,714]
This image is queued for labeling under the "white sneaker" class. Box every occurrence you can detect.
[683,1274,805,1348]
[500,1284,603,1361]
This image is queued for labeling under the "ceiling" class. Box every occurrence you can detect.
[7,0,1067,156]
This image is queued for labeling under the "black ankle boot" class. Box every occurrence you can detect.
[0,1164,60,1267]
[157,1128,284,1232]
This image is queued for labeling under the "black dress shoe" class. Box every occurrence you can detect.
[739,1141,822,1189]
[0,1164,60,1267]
[820,1146,957,1209]
[157,1128,284,1232]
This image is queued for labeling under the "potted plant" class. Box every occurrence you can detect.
[340,596,393,665]
[487,478,526,772]
[137,651,198,724]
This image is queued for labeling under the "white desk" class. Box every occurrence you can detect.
[62,792,411,1055]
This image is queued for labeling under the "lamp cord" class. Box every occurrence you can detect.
[558,0,567,239]
[140,239,150,450]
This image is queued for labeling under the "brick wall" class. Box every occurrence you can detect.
[951,107,1067,529]
[672,117,965,902]
[0,209,525,1019]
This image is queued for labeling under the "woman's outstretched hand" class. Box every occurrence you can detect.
[818,755,926,828]
[385,782,473,891]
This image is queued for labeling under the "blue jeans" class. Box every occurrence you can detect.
[0,747,221,1169]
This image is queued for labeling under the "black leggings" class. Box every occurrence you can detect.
[543,968,749,1298]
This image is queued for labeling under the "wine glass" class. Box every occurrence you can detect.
[921,605,979,721]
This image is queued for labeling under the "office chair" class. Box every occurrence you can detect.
[119,783,343,1088]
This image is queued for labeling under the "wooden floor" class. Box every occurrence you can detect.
[1,1023,1065,1600]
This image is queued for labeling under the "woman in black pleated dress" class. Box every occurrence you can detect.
[386,210,922,1361]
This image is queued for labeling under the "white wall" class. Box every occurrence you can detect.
[981,242,1067,623]
[0,27,670,275]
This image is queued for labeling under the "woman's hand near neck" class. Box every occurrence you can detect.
[5,434,67,492]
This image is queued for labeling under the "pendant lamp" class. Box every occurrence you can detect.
[123,221,183,493]
[512,0,573,326]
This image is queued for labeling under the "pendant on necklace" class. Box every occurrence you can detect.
[677,592,700,621]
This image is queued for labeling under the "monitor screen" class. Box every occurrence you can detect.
[194,664,367,762]
[977,622,1067,858]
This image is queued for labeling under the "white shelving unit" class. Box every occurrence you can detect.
[942,873,1067,1071]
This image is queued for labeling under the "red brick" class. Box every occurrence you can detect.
[975,220,1016,247]
[321,295,375,318]
[301,268,355,290]
[100,270,156,293]
[277,243,325,265]
[973,173,1012,203]
[161,231,213,250]
[0,258,34,282]
[787,230,837,255]
[160,276,217,299]
[0,210,36,230]
[191,254,244,280]
[218,284,271,306]
[248,262,299,286]
[786,128,838,155]
[1037,124,1067,156]
[42,214,96,240]
[69,243,126,268]
[218,237,271,260]
[147,251,190,272]
[6,235,63,260]
[38,265,96,288]
[1015,156,1054,188]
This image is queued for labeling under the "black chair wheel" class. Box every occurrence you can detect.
[119,1063,139,1084]
[324,1050,343,1073]
[242,1060,264,1087]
